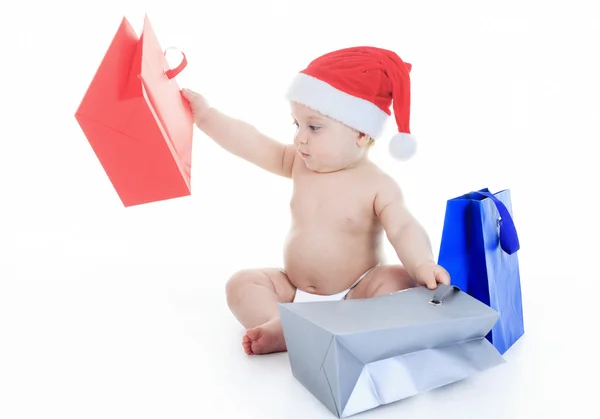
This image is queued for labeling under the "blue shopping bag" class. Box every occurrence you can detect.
[437,188,524,355]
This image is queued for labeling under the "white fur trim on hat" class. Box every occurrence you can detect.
[389,133,417,160]
[284,72,389,138]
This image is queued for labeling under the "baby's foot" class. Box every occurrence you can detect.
[242,318,287,355]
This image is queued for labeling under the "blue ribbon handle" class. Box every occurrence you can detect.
[470,191,520,255]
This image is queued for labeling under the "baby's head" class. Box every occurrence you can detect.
[285,46,417,172]
[290,101,373,172]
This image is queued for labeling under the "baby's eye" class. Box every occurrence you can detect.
[309,125,320,131]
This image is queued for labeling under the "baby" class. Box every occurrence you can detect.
[181,46,450,356]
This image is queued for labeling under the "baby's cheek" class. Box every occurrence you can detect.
[320,142,339,157]
[322,149,338,162]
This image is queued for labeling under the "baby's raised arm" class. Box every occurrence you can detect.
[182,88,295,178]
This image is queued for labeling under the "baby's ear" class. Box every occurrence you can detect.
[356,132,371,147]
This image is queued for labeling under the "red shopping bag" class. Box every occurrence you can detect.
[75,15,194,207]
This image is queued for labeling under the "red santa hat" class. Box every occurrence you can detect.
[285,46,416,160]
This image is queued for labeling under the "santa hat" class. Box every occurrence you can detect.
[284,46,416,160]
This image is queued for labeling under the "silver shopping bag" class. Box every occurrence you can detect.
[278,285,505,417]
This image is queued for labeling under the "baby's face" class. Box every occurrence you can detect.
[290,102,368,173]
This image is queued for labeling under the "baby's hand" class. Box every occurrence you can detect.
[181,88,211,124]
[413,262,451,290]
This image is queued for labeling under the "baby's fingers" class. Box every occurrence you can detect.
[434,266,451,285]
[181,88,197,101]
[421,274,438,290]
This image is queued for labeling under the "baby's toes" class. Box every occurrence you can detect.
[242,340,253,355]
[246,327,263,342]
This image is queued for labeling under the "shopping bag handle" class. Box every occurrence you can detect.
[471,190,520,255]
[429,284,460,306]
[164,47,187,79]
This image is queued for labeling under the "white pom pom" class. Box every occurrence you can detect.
[388,133,417,161]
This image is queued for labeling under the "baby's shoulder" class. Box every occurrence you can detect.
[352,162,403,204]
[363,165,407,214]
[362,162,401,190]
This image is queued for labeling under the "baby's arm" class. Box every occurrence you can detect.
[182,89,296,178]
[374,175,450,288]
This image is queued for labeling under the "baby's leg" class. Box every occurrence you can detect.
[345,265,417,299]
[225,268,296,355]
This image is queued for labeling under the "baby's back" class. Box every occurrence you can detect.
[283,161,386,295]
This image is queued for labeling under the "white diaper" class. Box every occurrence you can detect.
[293,287,351,303]
[292,264,379,303]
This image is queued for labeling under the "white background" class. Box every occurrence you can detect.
[1,0,598,418]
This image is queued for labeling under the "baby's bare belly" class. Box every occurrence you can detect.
[283,225,383,295]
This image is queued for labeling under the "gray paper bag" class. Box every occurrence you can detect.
[278,284,505,417]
